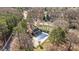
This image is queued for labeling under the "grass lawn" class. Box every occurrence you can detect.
[38,25,53,33]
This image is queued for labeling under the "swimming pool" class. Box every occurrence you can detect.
[36,32,48,41]
[33,32,48,47]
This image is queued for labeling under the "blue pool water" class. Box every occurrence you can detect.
[36,32,48,41]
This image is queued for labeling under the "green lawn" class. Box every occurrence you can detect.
[38,25,53,33]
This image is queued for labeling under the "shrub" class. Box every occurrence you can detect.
[49,27,66,44]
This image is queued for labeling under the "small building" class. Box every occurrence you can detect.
[32,28,48,47]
